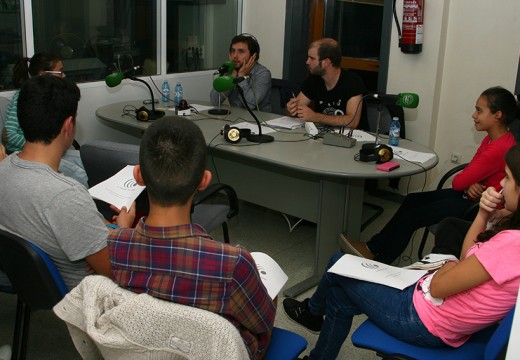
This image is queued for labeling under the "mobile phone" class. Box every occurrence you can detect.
[376,161,400,172]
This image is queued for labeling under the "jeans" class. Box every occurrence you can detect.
[367,188,473,264]
[307,253,445,359]
[60,149,88,188]
[432,217,472,256]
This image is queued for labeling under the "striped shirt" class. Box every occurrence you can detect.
[107,218,275,359]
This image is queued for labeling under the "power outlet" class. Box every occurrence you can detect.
[451,152,462,163]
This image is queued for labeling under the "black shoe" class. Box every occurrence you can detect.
[283,298,323,333]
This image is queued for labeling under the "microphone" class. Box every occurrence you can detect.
[214,61,235,76]
[213,76,235,92]
[104,66,164,121]
[233,76,250,84]
[366,93,419,108]
[105,66,141,88]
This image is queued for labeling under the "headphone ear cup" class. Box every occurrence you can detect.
[135,106,149,122]
[376,145,394,164]
[359,147,378,162]
[223,125,242,143]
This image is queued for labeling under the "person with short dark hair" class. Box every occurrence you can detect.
[287,38,366,128]
[107,116,275,360]
[5,52,88,187]
[210,34,272,112]
[0,76,135,290]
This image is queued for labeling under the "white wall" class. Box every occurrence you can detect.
[387,0,520,188]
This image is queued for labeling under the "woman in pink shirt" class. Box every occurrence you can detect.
[284,143,520,359]
[342,86,518,264]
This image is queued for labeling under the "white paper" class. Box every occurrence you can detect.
[251,252,288,299]
[328,254,427,290]
[390,146,437,164]
[266,116,305,130]
[404,253,458,271]
[88,165,146,211]
[232,121,276,135]
[189,103,214,112]
[333,129,376,142]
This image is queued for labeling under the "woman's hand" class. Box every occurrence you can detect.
[465,183,486,200]
[479,186,503,213]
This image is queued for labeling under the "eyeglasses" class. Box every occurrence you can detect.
[44,71,66,77]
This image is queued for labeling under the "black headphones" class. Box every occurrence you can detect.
[231,33,260,59]
[221,124,252,143]
[135,106,152,122]
[359,144,394,164]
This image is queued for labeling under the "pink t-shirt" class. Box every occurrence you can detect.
[413,230,520,347]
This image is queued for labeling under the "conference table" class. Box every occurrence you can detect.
[96,101,438,297]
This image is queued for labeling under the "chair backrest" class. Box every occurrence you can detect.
[0,95,11,146]
[54,275,251,360]
[485,306,515,360]
[80,140,149,217]
[270,78,301,115]
[362,102,406,139]
[0,229,68,309]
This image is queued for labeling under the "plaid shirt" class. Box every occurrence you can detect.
[107,218,275,359]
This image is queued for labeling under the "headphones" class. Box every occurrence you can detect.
[221,124,251,143]
[231,33,260,59]
[359,144,394,163]
[135,106,152,122]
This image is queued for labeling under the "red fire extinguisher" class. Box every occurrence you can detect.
[393,0,424,54]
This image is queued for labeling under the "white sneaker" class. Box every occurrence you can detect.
[0,344,11,360]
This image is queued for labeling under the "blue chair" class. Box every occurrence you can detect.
[265,327,308,360]
[351,306,515,359]
[0,229,68,360]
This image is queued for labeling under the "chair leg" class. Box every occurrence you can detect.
[11,299,31,360]
[222,222,230,244]
[418,228,429,259]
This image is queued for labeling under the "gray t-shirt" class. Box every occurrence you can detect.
[0,154,108,289]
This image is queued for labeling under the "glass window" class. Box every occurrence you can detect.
[0,0,23,90]
[166,0,240,73]
[31,0,158,84]
[0,0,241,90]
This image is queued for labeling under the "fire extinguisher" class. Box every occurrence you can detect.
[393,0,424,54]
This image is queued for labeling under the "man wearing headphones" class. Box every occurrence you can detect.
[287,38,366,128]
[210,34,272,112]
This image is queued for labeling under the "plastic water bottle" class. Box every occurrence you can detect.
[161,80,170,104]
[388,117,400,146]
[174,82,183,106]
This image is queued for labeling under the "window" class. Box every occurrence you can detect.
[0,0,241,90]
[166,0,240,73]
[0,0,23,90]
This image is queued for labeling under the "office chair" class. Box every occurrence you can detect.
[352,306,515,359]
[270,78,301,115]
[0,229,68,360]
[0,96,10,147]
[54,275,307,360]
[80,140,239,243]
[416,162,475,259]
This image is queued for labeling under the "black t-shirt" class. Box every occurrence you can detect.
[301,69,366,118]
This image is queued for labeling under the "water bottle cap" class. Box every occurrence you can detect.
[392,117,399,121]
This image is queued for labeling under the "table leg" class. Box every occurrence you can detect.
[283,178,365,297]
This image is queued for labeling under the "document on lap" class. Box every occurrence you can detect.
[88,165,146,211]
[328,254,427,290]
[251,252,288,299]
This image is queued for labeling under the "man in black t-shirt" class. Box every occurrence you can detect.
[287,38,366,128]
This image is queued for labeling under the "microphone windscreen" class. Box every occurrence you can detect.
[105,72,124,88]
[397,93,419,108]
[223,60,234,74]
[213,76,235,92]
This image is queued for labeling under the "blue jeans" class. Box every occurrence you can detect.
[307,253,445,359]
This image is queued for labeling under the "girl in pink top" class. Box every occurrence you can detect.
[283,144,520,359]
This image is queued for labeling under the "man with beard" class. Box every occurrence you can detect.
[287,38,366,128]
[210,33,272,112]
